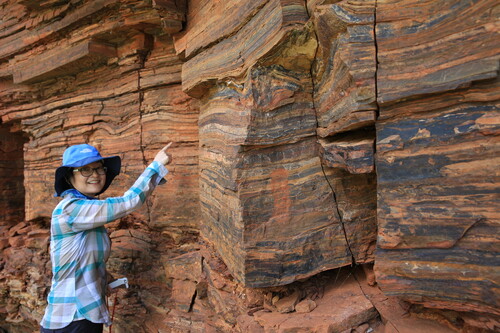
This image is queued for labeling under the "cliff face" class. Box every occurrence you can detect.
[0,0,498,332]
[374,0,499,318]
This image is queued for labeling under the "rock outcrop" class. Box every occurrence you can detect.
[0,0,498,332]
[374,0,499,319]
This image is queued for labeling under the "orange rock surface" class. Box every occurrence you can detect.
[0,0,498,332]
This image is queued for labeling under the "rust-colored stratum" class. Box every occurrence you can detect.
[0,0,498,332]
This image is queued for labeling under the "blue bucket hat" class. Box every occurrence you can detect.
[54,144,121,197]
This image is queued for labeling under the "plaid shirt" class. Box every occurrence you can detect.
[41,161,167,329]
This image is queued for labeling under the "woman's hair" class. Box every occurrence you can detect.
[64,169,74,188]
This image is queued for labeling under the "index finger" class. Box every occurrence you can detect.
[161,142,173,151]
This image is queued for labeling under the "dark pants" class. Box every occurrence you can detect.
[40,320,103,333]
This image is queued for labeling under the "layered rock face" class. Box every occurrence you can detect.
[0,0,498,332]
[178,0,378,289]
[374,0,500,319]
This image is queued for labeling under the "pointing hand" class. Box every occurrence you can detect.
[154,142,173,166]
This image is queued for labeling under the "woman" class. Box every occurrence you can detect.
[40,143,172,333]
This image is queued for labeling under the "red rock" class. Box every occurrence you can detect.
[111,236,151,259]
[109,229,132,239]
[3,247,32,272]
[353,323,370,333]
[129,229,152,243]
[0,0,498,332]
[27,229,50,238]
[14,225,31,235]
[372,0,500,318]
[376,59,500,317]
[361,264,376,287]
[12,39,117,84]
[236,314,265,333]
[8,236,24,248]
[323,168,377,264]
[355,266,462,333]
[176,0,269,59]
[376,0,499,104]
[171,279,197,312]
[243,288,265,309]
[164,252,203,282]
[0,238,9,250]
[0,0,119,61]
[253,272,377,332]
[274,291,300,313]
[295,299,317,313]
[8,222,26,237]
[180,0,311,97]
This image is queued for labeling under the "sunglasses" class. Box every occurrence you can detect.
[73,166,107,177]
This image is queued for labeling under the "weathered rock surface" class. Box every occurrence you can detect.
[253,270,377,332]
[1,1,199,228]
[376,0,499,104]
[0,124,26,224]
[311,0,377,137]
[187,0,362,288]
[0,0,499,332]
[375,0,500,319]
[0,219,51,333]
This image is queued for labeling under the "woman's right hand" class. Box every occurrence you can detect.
[154,142,173,166]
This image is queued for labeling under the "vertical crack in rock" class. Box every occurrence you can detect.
[374,0,380,119]
[372,0,380,264]
[188,289,197,313]
[319,162,356,265]
[308,20,356,265]
[98,100,105,115]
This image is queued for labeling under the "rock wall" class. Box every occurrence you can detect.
[0,0,498,332]
[0,0,199,227]
[374,0,500,318]
[177,0,379,289]
[0,123,26,225]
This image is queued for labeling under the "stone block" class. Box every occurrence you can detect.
[312,1,376,137]
[319,137,375,174]
[12,39,117,84]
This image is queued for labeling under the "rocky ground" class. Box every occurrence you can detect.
[0,216,494,333]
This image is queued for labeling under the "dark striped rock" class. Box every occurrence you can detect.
[376,0,499,104]
[376,78,500,315]
[319,137,375,174]
[183,0,357,287]
[200,108,351,286]
[311,0,376,137]
[375,0,500,316]
[180,0,311,97]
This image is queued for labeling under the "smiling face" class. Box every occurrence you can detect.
[69,161,106,197]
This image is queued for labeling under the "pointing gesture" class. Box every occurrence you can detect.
[154,142,173,166]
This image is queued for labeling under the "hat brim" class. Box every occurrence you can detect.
[54,156,121,197]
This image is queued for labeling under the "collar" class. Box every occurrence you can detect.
[60,188,98,200]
